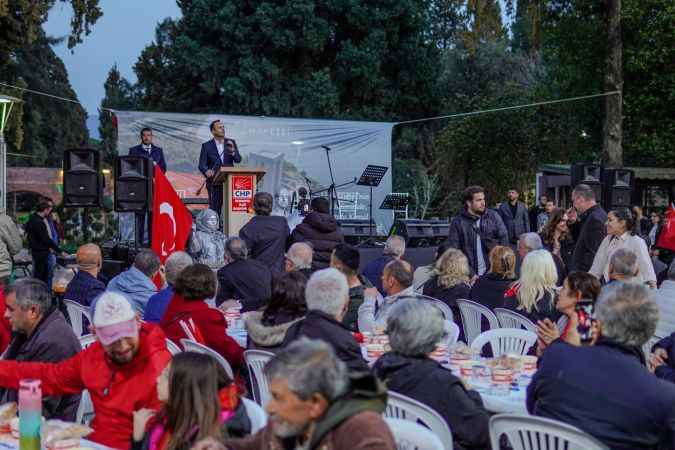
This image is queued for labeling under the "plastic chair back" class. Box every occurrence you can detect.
[456,299,499,344]
[470,329,537,357]
[165,339,182,356]
[76,389,94,425]
[241,397,268,433]
[244,349,275,407]
[180,339,234,379]
[385,418,446,450]
[446,321,460,347]
[489,414,609,450]
[64,299,92,336]
[384,391,453,450]
[78,334,97,349]
[494,308,537,333]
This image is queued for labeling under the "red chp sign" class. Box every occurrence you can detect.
[231,174,254,212]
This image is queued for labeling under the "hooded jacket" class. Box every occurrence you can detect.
[160,294,244,368]
[291,212,344,270]
[239,215,290,275]
[106,266,158,314]
[244,310,304,352]
[0,212,22,279]
[373,353,490,450]
[0,323,172,450]
[0,307,81,421]
[224,372,395,450]
[447,209,508,275]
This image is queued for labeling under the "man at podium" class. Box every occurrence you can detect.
[198,119,242,217]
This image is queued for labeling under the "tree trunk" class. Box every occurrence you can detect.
[602,0,623,168]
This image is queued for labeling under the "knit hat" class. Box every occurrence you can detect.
[93,292,138,345]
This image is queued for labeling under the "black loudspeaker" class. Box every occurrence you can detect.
[571,163,603,202]
[338,219,382,247]
[63,149,102,207]
[603,169,635,208]
[389,219,449,248]
[114,156,153,212]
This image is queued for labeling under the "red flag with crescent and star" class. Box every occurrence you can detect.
[151,166,193,264]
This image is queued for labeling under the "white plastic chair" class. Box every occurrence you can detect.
[446,321,460,347]
[244,350,274,407]
[494,308,537,333]
[470,329,537,357]
[165,339,182,356]
[384,391,453,450]
[385,418,445,450]
[489,414,609,450]
[241,397,268,433]
[76,389,94,425]
[180,339,234,379]
[456,299,499,344]
[79,334,97,349]
[63,299,92,336]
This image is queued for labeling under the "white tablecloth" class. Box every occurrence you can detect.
[227,327,247,348]
[477,387,528,414]
[0,436,111,450]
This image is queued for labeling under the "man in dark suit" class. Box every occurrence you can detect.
[567,183,608,272]
[128,127,167,173]
[497,188,530,245]
[198,119,242,216]
[216,237,271,312]
[24,201,61,284]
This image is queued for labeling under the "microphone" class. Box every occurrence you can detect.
[321,145,331,151]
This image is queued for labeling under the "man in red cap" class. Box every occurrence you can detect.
[0,291,171,450]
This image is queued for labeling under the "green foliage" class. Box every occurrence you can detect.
[98,65,139,166]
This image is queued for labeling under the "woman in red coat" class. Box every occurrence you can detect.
[160,264,244,369]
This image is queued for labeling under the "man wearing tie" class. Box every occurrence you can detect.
[198,120,242,217]
[128,127,166,243]
[128,127,167,173]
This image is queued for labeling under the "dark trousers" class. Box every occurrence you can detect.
[31,251,50,284]
[206,182,223,216]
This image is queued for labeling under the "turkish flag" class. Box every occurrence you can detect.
[151,166,193,264]
[657,203,675,252]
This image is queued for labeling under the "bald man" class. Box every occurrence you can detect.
[64,244,105,312]
[285,242,313,278]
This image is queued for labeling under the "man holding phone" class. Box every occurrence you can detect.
[198,120,242,219]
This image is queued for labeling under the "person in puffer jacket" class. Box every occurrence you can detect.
[291,197,344,271]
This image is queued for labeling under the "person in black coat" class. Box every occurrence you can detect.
[128,127,167,173]
[567,184,607,272]
[281,268,369,373]
[448,186,509,276]
[239,192,289,275]
[529,282,675,450]
[373,298,490,450]
[497,188,530,245]
[216,237,271,312]
[470,245,517,310]
[422,248,471,328]
[290,197,344,271]
[24,201,61,284]
[197,120,242,215]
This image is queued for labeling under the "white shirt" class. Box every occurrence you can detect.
[142,144,152,155]
[215,139,225,162]
[589,232,656,283]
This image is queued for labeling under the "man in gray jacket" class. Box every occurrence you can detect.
[0,210,22,283]
[497,188,530,245]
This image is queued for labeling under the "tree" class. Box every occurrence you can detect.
[98,65,138,166]
[602,0,622,167]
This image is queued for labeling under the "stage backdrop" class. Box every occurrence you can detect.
[115,111,395,233]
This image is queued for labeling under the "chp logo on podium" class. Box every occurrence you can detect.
[231,174,254,212]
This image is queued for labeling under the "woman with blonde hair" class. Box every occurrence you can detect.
[503,249,560,323]
[470,245,517,310]
[422,248,471,333]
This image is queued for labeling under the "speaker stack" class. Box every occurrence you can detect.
[571,163,603,202]
[62,149,102,207]
[338,219,382,247]
[389,219,449,248]
[602,168,635,209]
[114,156,153,212]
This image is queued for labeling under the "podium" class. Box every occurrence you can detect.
[213,167,266,236]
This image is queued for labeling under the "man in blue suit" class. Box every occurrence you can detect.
[128,127,167,173]
[198,119,242,216]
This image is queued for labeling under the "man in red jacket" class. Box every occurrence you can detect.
[0,291,171,450]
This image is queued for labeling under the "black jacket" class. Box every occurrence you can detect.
[282,310,369,373]
[373,353,490,450]
[24,213,60,253]
[216,259,272,312]
[447,209,508,275]
[343,275,373,332]
[291,212,344,270]
[239,215,290,275]
[498,201,530,244]
[470,273,516,310]
[0,308,81,420]
[422,277,470,338]
[568,204,607,272]
[528,339,675,450]
[503,290,560,324]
